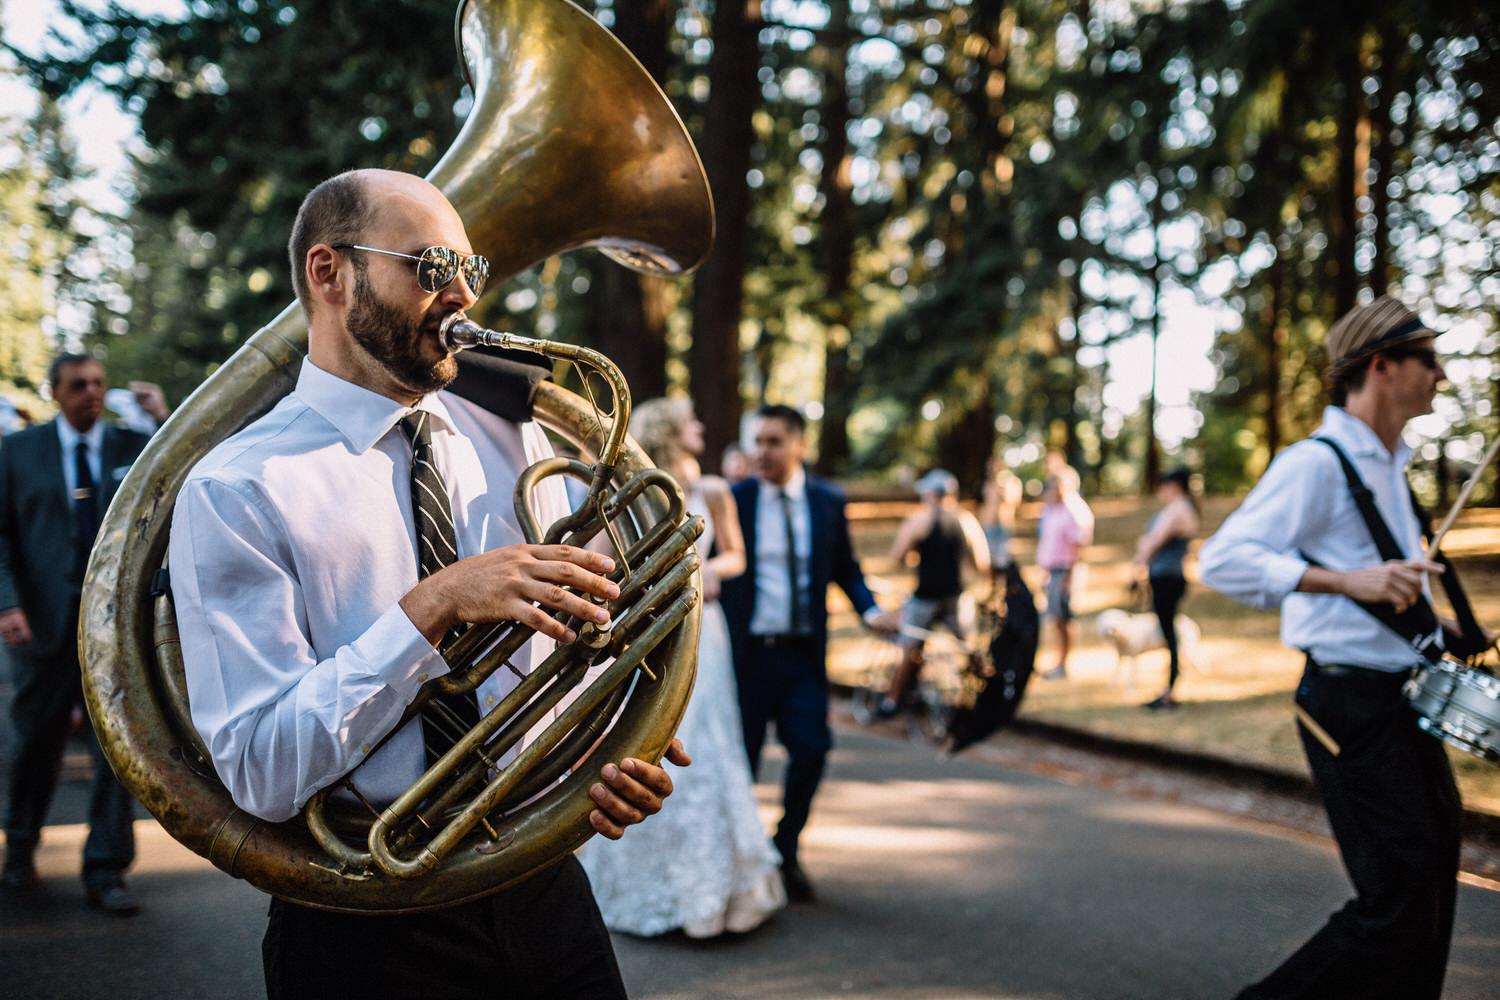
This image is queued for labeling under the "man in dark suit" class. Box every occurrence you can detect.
[721,404,895,902]
[0,353,168,914]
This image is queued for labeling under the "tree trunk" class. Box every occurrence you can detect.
[1144,195,1162,492]
[938,395,995,501]
[1370,21,1395,294]
[1262,243,1286,461]
[690,0,762,471]
[814,0,854,476]
[592,268,669,402]
[1333,36,1362,315]
[594,0,672,401]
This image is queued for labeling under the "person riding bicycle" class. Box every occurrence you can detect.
[876,469,990,717]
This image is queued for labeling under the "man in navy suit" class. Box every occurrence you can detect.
[0,353,167,914]
[721,404,895,902]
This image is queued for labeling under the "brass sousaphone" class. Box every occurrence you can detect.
[80,0,714,913]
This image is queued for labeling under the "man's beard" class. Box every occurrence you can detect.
[347,266,457,395]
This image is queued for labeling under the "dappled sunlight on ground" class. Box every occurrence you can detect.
[832,491,1500,809]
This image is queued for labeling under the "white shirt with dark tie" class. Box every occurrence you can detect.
[169,360,572,822]
[54,417,103,500]
[748,468,810,636]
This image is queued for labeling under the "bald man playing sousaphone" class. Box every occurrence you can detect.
[168,168,688,1000]
[1200,297,1464,1000]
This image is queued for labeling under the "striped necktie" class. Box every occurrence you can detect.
[399,410,480,765]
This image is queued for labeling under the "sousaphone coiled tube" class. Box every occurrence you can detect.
[78,0,713,913]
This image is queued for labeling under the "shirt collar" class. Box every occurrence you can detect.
[55,416,103,453]
[760,465,807,502]
[295,359,456,454]
[1317,404,1412,467]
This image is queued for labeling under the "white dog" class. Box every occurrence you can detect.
[1095,608,1202,690]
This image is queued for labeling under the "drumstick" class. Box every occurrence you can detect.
[1428,434,1500,557]
[1294,704,1341,757]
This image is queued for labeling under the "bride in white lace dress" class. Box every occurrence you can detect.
[578,399,786,938]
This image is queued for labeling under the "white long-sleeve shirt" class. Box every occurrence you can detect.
[1198,405,1436,673]
[169,360,569,822]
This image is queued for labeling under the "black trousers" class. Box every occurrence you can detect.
[1237,658,1463,1000]
[1148,574,1186,690]
[263,855,626,1000]
[4,601,136,882]
[736,636,828,867]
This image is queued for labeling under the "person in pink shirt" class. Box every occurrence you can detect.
[1034,465,1092,679]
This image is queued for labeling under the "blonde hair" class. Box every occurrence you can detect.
[629,397,694,468]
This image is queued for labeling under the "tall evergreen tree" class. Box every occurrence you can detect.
[12,1,480,402]
[0,85,93,416]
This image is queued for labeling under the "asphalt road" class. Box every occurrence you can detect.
[2,647,1498,999]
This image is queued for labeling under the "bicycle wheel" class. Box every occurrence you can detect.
[906,680,955,746]
[850,684,881,726]
[905,645,965,747]
[849,634,901,726]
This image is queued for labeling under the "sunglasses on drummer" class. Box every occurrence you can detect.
[331,244,489,297]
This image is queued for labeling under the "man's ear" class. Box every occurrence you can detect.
[305,245,347,307]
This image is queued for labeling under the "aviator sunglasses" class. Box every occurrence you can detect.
[331,243,489,297]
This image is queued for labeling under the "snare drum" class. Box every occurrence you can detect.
[1404,660,1500,763]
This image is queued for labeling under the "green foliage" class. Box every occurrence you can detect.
[4,0,1497,500]
[0,80,94,420]
[12,0,470,404]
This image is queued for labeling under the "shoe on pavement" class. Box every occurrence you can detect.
[780,861,816,904]
[2,861,38,890]
[85,875,141,916]
[1040,666,1067,681]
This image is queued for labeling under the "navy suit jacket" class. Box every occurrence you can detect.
[721,472,878,675]
[0,418,150,658]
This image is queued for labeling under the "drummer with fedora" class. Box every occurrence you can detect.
[1199,296,1461,1000]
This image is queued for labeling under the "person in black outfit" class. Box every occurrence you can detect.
[1131,466,1199,710]
[877,468,990,716]
[1200,296,1464,1000]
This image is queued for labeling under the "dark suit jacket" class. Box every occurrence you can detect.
[721,472,878,673]
[0,418,150,658]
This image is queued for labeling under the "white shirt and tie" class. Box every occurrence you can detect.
[55,418,104,501]
[749,468,810,637]
[169,360,572,822]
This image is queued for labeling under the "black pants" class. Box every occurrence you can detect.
[1148,574,1186,690]
[263,855,626,1000]
[4,601,136,883]
[1237,659,1462,1000]
[737,636,828,867]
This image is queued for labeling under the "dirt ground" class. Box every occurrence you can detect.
[830,492,1500,817]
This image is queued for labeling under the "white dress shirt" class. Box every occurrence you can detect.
[1198,405,1435,672]
[169,360,570,822]
[55,416,104,499]
[748,468,810,636]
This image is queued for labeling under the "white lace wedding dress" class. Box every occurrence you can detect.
[578,488,786,938]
